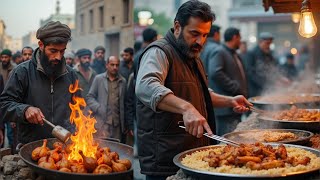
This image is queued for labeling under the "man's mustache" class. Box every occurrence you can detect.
[191,43,202,51]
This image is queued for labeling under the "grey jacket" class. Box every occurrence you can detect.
[208,45,247,116]
[86,73,127,136]
[200,38,220,73]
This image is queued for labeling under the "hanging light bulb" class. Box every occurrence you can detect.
[298,0,317,38]
[291,12,300,23]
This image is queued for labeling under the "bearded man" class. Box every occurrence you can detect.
[74,49,97,97]
[0,49,16,84]
[0,21,78,144]
[135,1,252,179]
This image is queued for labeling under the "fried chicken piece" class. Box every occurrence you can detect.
[246,161,261,170]
[261,160,285,169]
[275,144,287,160]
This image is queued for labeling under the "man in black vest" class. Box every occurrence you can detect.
[135,1,252,179]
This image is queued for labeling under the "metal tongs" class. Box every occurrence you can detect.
[178,123,240,147]
[248,106,268,114]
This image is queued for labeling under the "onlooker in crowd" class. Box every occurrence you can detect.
[0,21,78,144]
[133,28,158,77]
[297,45,310,73]
[200,24,221,73]
[91,46,106,74]
[0,74,4,147]
[65,51,75,67]
[238,41,249,69]
[21,46,34,62]
[135,1,251,179]
[87,56,128,142]
[208,27,247,135]
[280,53,298,81]
[246,32,290,97]
[119,47,134,81]
[0,49,16,149]
[0,49,16,83]
[12,52,23,65]
[74,49,97,97]
[134,41,142,53]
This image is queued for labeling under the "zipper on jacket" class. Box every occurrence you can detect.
[51,80,54,123]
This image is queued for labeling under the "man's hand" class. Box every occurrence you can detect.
[0,128,3,147]
[231,95,252,113]
[25,107,44,125]
[182,105,213,138]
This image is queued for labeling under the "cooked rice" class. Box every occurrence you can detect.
[181,146,320,175]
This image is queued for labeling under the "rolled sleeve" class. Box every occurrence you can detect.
[135,47,173,112]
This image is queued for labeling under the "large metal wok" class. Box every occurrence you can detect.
[19,138,133,180]
[173,144,320,180]
[257,113,320,133]
[248,93,320,110]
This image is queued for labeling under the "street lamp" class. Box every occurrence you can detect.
[138,11,154,26]
[298,0,317,38]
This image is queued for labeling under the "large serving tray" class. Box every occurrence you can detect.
[173,144,320,180]
[222,129,314,145]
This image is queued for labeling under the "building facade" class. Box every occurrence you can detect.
[0,19,6,51]
[73,0,134,57]
[22,31,38,50]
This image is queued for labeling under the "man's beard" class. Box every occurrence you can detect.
[1,61,9,69]
[40,51,64,77]
[176,33,203,59]
[80,62,90,71]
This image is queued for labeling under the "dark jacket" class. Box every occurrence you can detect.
[200,38,220,73]
[119,61,133,81]
[136,30,215,176]
[91,58,106,74]
[0,48,78,144]
[280,63,298,81]
[0,75,4,129]
[125,73,135,131]
[246,45,278,97]
[208,45,247,116]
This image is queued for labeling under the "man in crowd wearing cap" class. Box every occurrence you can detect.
[0,49,16,84]
[208,27,247,136]
[119,47,134,81]
[0,21,79,144]
[200,24,221,73]
[65,51,75,67]
[246,32,290,97]
[74,49,97,97]
[87,56,128,142]
[21,46,34,62]
[12,52,23,65]
[91,46,106,74]
[280,53,299,81]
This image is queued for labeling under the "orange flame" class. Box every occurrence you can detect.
[67,80,98,162]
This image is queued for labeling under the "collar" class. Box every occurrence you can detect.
[104,71,121,82]
[223,44,236,54]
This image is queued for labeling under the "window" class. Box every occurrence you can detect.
[89,9,94,31]
[99,6,104,28]
[123,0,129,24]
[80,14,84,33]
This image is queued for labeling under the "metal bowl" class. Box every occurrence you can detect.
[222,129,314,145]
[19,138,133,180]
[173,144,320,180]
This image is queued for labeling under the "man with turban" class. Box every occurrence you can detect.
[0,21,79,144]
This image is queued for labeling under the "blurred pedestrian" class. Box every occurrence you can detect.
[280,53,298,81]
[74,48,97,97]
[65,51,75,67]
[119,47,134,81]
[87,56,128,142]
[21,46,33,62]
[91,46,106,74]
[208,27,247,135]
[200,24,221,73]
